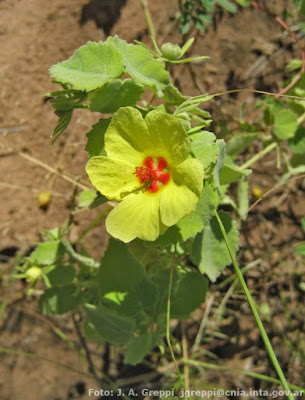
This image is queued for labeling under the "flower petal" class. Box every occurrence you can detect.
[106,192,161,242]
[105,107,153,165]
[145,111,191,166]
[160,158,204,226]
[86,156,139,201]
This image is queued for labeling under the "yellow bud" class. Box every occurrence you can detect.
[25,266,42,282]
[252,186,263,199]
[38,191,52,208]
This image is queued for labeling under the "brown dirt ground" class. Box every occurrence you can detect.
[0,0,305,399]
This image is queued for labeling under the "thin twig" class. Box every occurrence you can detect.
[72,312,103,385]
[0,346,96,380]
[0,126,29,135]
[17,151,90,190]
[181,322,190,391]
[166,250,182,382]
[191,294,215,357]
[252,1,305,96]
[211,88,305,100]
[245,174,305,216]
[140,0,156,40]
[215,210,294,399]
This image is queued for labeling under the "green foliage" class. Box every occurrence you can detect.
[89,79,144,113]
[192,211,239,282]
[49,41,125,91]
[191,131,219,169]
[78,189,98,208]
[294,0,305,16]
[273,108,298,140]
[85,119,110,159]
[125,333,159,365]
[17,29,305,369]
[226,132,258,157]
[288,127,305,154]
[39,284,81,315]
[177,177,219,241]
[84,304,135,345]
[106,36,170,96]
[178,0,237,35]
[28,241,63,266]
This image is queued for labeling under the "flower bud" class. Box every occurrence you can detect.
[38,191,52,208]
[161,43,182,61]
[25,266,42,282]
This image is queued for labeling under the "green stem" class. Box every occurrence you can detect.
[182,359,305,393]
[297,111,305,125]
[240,142,277,170]
[215,210,294,400]
[166,250,183,383]
[140,0,156,40]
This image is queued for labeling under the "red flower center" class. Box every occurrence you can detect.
[134,156,170,193]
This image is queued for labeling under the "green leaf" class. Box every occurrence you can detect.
[295,243,305,256]
[286,59,303,72]
[99,239,147,294]
[49,41,124,91]
[162,84,186,105]
[226,132,258,157]
[47,89,87,110]
[125,333,160,365]
[39,284,81,315]
[217,0,237,13]
[29,241,63,266]
[192,211,239,282]
[288,126,305,154]
[85,118,111,159]
[177,177,219,241]
[46,265,76,287]
[180,21,191,35]
[78,189,97,208]
[302,218,305,232]
[180,38,195,57]
[191,131,219,169]
[237,176,249,220]
[107,36,170,96]
[219,164,252,185]
[84,304,135,345]
[213,139,226,191]
[153,267,208,319]
[273,108,298,140]
[98,239,159,314]
[51,109,73,141]
[144,226,181,247]
[294,0,305,16]
[235,0,251,6]
[177,211,204,242]
[89,79,144,113]
[129,241,172,276]
[193,17,206,32]
[89,192,108,209]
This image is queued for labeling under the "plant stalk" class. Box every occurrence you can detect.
[215,210,294,400]
[240,142,277,170]
[166,250,183,383]
[140,0,156,40]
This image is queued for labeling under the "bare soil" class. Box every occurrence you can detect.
[0,0,304,399]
